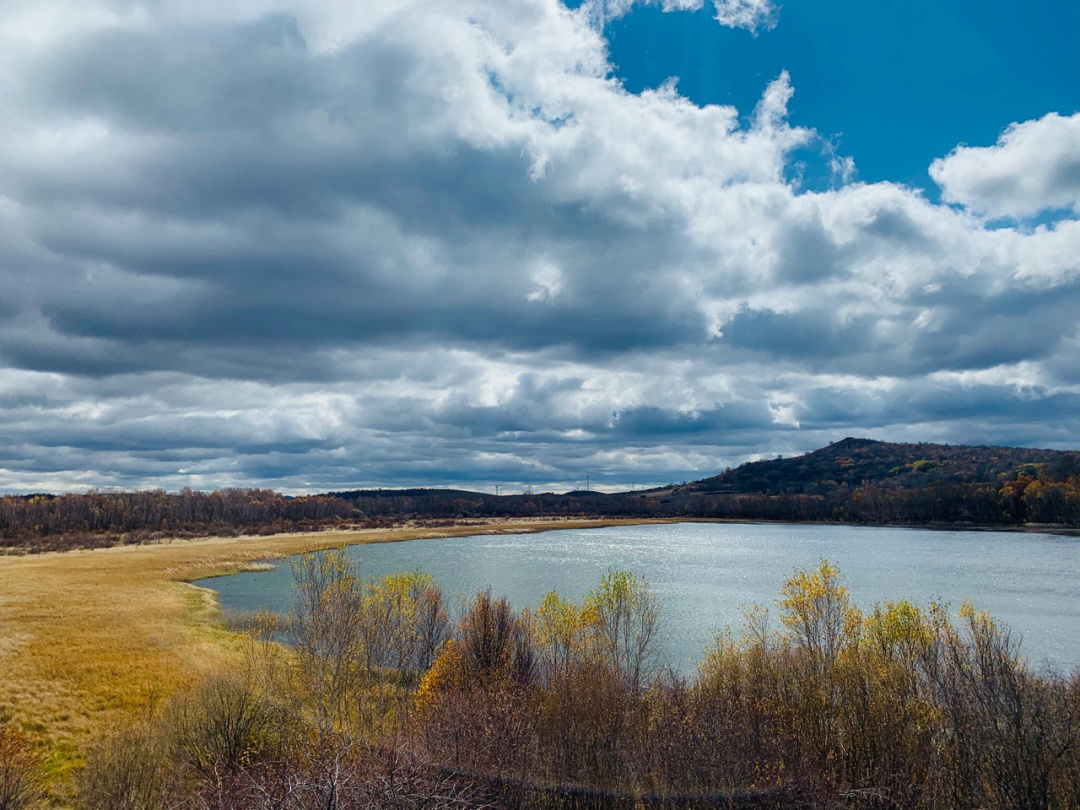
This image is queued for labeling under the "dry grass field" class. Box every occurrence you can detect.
[0,517,660,781]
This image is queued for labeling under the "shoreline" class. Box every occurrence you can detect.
[5,514,1077,559]
[674,516,1080,537]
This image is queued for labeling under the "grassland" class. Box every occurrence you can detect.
[0,517,662,780]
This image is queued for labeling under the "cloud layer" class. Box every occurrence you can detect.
[1,0,1078,492]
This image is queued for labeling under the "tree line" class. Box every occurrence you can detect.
[0,489,367,552]
[342,475,1080,526]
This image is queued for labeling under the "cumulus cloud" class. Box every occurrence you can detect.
[0,0,1078,493]
[930,111,1080,220]
[582,0,775,32]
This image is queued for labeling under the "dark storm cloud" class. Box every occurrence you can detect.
[722,308,875,361]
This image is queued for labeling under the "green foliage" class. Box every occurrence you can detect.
[535,590,586,677]
[779,560,860,666]
[866,598,932,659]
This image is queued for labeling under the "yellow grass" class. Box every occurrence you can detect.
[0,517,666,778]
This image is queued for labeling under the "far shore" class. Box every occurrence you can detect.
[4,513,1078,561]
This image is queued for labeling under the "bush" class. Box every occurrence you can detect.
[74,724,176,810]
[0,726,43,810]
[68,561,1080,810]
[168,673,292,778]
[459,590,518,683]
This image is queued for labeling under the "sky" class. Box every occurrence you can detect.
[0,0,1079,494]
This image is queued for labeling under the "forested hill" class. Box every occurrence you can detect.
[622,437,1080,529]
[680,437,1078,496]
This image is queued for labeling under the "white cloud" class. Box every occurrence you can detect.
[527,260,565,302]
[929,111,1080,220]
[579,0,773,31]
[712,0,775,32]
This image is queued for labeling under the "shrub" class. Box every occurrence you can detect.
[414,640,466,713]
[168,673,291,779]
[74,724,176,810]
[408,564,1080,809]
[459,590,517,683]
[0,726,43,810]
[68,561,1080,810]
[583,570,661,691]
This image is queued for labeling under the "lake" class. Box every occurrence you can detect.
[195,522,1080,673]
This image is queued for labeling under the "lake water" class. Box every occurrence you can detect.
[195,522,1080,673]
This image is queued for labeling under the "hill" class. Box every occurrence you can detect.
[325,438,1080,528]
[680,437,1077,495]
[643,437,1080,527]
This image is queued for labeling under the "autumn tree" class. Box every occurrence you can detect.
[583,569,661,691]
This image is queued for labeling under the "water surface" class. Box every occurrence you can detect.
[196,522,1080,673]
